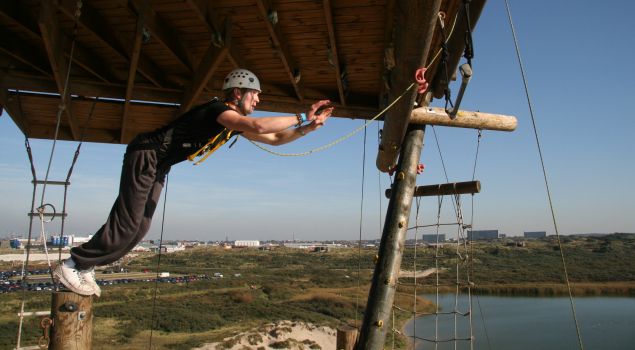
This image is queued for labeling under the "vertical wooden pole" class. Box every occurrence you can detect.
[337,325,359,350]
[356,124,425,350]
[49,291,93,350]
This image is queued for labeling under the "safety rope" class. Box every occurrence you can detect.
[247,83,415,156]
[355,122,368,329]
[408,197,423,346]
[462,0,475,67]
[437,14,455,114]
[149,174,169,349]
[469,129,492,350]
[503,1,584,349]
[38,2,82,211]
[56,97,99,267]
[434,195,443,350]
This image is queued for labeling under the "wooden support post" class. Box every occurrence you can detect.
[49,292,93,350]
[376,0,442,173]
[336,325,358,350]
[356,124,425,350]
[385,180,481,198]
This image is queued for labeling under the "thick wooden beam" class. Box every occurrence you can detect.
[0,27,52,77]
[0,2,118,83]
[0,1,41,42]
[120,0,149,144]
[357,124,426,350]
[378,0,396,109]
[126,0,193,72]
[56,0,169,88]
[410,106,517,131]
[38,0,80,140]
[385,180,481,198]
[0,87,30,135]
[186,0,247,69]
[322,0,346,106]
[255,0,304,102]
[178,20,230,114]
[376,0,442,172]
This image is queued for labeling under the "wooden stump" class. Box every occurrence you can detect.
[49,291,93,350]
[336,325,358,350]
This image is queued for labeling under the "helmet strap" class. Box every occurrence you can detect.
[236,89,253,115]
[226,88,246,115]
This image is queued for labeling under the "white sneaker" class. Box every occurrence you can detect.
[53,259,96,296]
[79,267,101,297]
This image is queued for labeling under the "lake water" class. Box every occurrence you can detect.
[404,294,635,350]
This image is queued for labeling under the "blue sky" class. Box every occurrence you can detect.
[1,0,633,241]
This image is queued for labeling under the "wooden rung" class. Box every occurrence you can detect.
[28,212,67,218]
[385,180,480,198]
[410,106,517,131]
[32,180,70,186]
[17,310,50,317]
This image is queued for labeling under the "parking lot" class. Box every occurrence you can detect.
[0,269,211,293]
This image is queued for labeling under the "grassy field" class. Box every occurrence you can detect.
[1,233,634,349]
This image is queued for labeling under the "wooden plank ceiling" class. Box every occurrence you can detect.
[0,0,483,146]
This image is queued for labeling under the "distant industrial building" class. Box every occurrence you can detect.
[422,234,445,243]
[524,231,547,239]
[234,240,260,248]
[467,230,499,240]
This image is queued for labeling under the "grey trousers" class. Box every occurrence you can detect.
[71,146,168,269]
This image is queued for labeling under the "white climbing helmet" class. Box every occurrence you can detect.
[222,68,261,92]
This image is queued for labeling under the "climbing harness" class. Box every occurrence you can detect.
[186,101,243,165]
[187,128,240,165]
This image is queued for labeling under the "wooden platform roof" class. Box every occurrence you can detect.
[0,0,485,156]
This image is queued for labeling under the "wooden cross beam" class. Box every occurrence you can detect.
[186,0,248,69]
[55,0,170,88]
[178,18,231,115]
[255,0,305,102]
[0,86,30,135]
[385,180,481,198]
[38,0,80,140]
[120,0,150,144]
[0,1,117,83]
[410,106,517,131]
[125,0,195,73]
[322,0,346,107]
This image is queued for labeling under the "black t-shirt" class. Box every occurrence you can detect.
[149,99,234,166]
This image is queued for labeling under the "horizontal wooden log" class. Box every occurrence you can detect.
[385,180,480,198]
[410,107,517,132]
